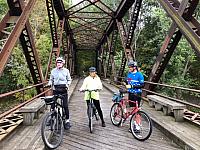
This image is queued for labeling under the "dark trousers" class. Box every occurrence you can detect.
[53,90,69,120]
[128,93,141,107]
[86,99,104,123]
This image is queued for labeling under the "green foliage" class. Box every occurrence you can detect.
[0,0,8,19]
[77,50,96,76]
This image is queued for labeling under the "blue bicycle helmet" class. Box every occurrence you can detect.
[89,67,96,72]
[128,61,137,67]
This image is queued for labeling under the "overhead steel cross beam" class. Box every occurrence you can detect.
[97,0,136,50]
[66,0,99,16]
[70,16,107,32]
[69,18,103,33]
[86,0,114,17]
[0,0,36,75]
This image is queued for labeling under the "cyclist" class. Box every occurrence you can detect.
[47,57,72,129]
[79,67,106,127]
[124,61,144,132]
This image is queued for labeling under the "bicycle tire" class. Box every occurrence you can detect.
[110,103,123,126]
[41,111,64,149]
[130,110,152,141]
[88,104,93,133]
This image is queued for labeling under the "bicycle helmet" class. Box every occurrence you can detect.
[89,67,96,72]
[56,57,65,63]
[128,61,137,67]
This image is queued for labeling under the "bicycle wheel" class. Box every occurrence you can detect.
[130,110,152,141]
[41,111,64,149]
[110,103,123,126]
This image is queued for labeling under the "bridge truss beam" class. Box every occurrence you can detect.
[145,0,200,92]
[0,0,44,93]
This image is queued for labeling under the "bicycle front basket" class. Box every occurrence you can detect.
[44,96,55,105]
[112,93,122,103]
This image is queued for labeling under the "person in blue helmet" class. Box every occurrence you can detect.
[125,61,144,107]
[79,67,106,127]
[125,61,144,133]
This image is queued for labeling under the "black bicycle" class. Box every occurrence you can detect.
[41,94,66,149]
[80,89,99,133]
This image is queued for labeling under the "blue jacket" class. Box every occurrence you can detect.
[126,71,144,94]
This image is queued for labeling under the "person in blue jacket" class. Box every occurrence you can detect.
[125,61,144,107]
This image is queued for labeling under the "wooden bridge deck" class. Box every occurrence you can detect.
[0,79,182,150]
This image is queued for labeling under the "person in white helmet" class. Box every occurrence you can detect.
[47,57,72,130]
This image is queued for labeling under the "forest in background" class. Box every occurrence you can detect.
[0,0,200,110]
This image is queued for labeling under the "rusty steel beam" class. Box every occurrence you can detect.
[19,22,44,93]
[53,0,65,19]
[70,15,107,31]
[106,30,117,80]
[56,19,65,56]
[145,0,199,93]
[126,0,142,48]
[45,19,65,80]
[46,0,58,48]
[66,0,86,11]
[68,11,103,14]
[86,0,113,17]
[158,0,200,57]
[148,0,189,82]
[69,18,103,33]
[69,16,111,19]
[97,0,136,49]
[67,2,95,16]
[0,0,36,76]
[117,20,134,61]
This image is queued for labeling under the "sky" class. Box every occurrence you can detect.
[72,0,83,5]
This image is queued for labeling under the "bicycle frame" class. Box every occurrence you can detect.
[119,98,140,122]
[81,89,99,133]
[53,94,65,119]
[85,90,98,117]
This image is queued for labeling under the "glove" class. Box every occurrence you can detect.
[125,85,131,89]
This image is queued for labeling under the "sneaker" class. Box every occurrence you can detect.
[133,123,141,133]
[102,122,106,127]
[64,122,71,130]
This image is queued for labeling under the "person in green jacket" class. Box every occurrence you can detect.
[79,67,106,127]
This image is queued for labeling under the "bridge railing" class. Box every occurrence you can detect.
[0,82,50,119]
[143,81,200,109]
[109,77,200,109]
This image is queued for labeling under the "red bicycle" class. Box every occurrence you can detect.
[110,89,152,141]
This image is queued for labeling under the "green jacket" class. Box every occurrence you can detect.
[80,75,102,100]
